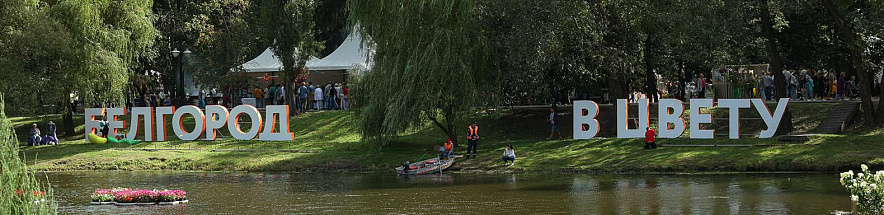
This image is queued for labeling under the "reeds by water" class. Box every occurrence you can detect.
[0,95,56,214]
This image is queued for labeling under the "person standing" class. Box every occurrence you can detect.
[502,145,515,166]
[254,86,264,108]
[762,72,773,101]
[644,126,657,149]
[327,83,338,110]
[277,84,286,105]
[466,121,480,158]
[307,82,315,110]
[546,108,563,140]
[836,73,846,100]
[335,83,343,109]
[299,82,308,112]
[314,85,324,110]
[804,72,814,100]
[268,84,278,105]
[697,73,707,98]
[342,82,349,110]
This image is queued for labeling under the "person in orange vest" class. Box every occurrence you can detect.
[466,121,479,158]
[440,138,454,160]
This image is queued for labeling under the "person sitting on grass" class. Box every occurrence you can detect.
[644,126,657,149]
[502,145,516,166]
[28,123,41,146]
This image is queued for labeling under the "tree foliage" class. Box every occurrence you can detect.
[349,0,494,144]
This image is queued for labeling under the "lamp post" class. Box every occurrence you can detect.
[171,47,191,105]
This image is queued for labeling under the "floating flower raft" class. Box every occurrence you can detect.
[90,188,187,206]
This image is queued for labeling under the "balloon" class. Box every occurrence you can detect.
[87,133,107,144]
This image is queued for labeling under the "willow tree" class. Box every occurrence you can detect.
[0,0,157,135]
[348,0,494,145]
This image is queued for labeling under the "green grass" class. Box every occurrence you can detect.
[13,103,884,173]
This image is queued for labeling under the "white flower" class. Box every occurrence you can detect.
[841,178,846,186]
[862,164,869,172]
[871,184,878,190]
[851,195,859,202]
[859,173,865,178]
[849,170,855,176]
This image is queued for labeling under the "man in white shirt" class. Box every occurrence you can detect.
[314,85,324,110]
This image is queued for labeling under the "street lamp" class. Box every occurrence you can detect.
[171,47,191,106]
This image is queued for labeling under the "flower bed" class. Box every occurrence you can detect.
[840,164,884,214]
[89,188,187,206]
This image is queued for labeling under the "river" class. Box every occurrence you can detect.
[42,171,851,214]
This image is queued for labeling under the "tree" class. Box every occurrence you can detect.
[348,0,494,145]
[0,0,157,136]
[257,0,322,115]
[818,0,881,127]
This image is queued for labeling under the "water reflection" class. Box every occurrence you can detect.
[41,172,850,214]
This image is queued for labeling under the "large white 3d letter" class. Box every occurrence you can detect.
[259,105,294,141]
[689,99,715,139]
[172,105,205,141]
[573,100,600,139]
[155,107,174,141]
[228,105,263,140]
[105,108,126,138]
[84,108,105,140]
[718,99,751,139]
[752,98,789,138]
[127,107,154,141]
[617,99,649,138]
[204,105,229,140]
[657,99,686,138]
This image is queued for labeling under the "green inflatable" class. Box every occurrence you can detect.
[107,136,141,145]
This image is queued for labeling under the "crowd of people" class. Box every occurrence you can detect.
[757,69,868,101]
[252,81,349,113]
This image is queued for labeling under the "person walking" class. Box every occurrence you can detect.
[546,108,563,140]
[502,145,516,166]
[644,126,657,149]
[466,121,480,158]
[804,72,814,100]
[836,73,846,100]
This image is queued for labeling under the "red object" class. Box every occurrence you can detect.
[645,129,656,143]
[444,139,453,151]
[425,160,436,164]
[408,166,419,170]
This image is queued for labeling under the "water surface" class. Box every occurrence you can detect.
[42,171,851,214]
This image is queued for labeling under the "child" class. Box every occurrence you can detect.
[502,145,515,166]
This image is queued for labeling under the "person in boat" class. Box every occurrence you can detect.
[466,121,479,158]
[502,144,515,166]
[440,138,454,160]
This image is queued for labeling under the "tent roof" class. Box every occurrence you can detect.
[241,48,284,73]
[306,31,373,71]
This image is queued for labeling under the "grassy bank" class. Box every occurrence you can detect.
[13,102,884,173]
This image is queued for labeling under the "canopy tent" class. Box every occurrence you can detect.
[306,31,373,72]
[241,48,285,73]
[240,31,373,73]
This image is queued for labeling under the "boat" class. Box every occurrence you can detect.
[395,157,454,175]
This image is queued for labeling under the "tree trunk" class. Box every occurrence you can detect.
[878,80,884,124]
[63,101,75,136]
[819,0,878,127]
[428,107,458,146]
[760,0,793,134]
[645,31,658,103]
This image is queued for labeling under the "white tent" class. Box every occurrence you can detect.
[306,31,373,72]
[241,48,285,73]
[239,30,373,73]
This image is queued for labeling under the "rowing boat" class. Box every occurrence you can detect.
[395,157,454,175]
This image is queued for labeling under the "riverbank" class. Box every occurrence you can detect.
[13,102,884,173]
